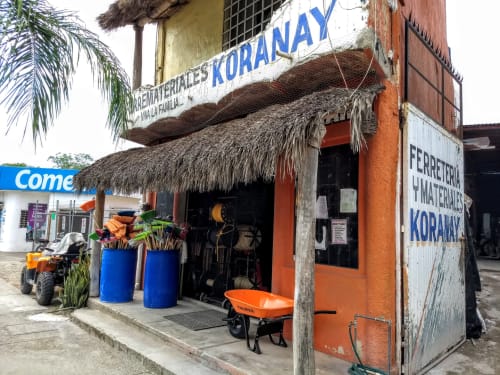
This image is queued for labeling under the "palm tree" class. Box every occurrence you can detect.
[0,0,132,146]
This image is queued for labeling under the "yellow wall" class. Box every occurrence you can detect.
[158,0,224,81]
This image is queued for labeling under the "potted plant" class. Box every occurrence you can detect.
[130,210,188,308]
[91,211,140,303]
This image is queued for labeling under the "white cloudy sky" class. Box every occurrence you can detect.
[0,1,498,167]
[0,0,156,167]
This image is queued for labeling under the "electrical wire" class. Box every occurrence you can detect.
[325,0,378,98]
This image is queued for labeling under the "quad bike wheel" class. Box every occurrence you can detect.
[227,304,250,339]
[20,266,33,294]
[36,272,55,306]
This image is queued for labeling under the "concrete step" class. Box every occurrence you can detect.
[73,296,352,375]
[71,307,226,375]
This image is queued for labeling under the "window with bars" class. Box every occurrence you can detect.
[222,0,285,51]
[19,209,28,228]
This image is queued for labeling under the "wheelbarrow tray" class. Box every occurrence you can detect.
[224,289,336,354]
[224,289,294,319]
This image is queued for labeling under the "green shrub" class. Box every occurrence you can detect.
[60,254,90,309]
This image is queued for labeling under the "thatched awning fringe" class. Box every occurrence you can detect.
[74,85,384,194]
[97,0,186,30]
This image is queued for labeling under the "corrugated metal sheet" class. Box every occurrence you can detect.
[402,103,465,374]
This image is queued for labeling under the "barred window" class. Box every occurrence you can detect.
[223,0,284,50]
[19,209,28,228]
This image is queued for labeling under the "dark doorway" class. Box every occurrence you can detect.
[182,180,275,305]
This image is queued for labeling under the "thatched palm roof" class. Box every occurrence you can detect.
[97,0,186,30]
[74,85,383,194]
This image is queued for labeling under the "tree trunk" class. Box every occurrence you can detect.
[89,189,104,297]
[293,143,320,375]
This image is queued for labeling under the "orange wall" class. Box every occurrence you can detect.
[272,80,399,367]
[363,81,400,368]
[270,0,451,368]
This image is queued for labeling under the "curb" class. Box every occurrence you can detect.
[71,299,245,375]
[70,311,168,375]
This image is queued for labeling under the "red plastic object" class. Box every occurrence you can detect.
[224,289,294,319]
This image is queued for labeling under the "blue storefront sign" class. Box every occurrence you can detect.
[0,166,79,193]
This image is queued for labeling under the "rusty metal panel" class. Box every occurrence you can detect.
[402,103,465,374]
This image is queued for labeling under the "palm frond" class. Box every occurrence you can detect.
[0,0,132,147]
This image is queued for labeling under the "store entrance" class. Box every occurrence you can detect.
[182,180,274,306]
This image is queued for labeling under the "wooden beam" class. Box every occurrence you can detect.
[132,25,143,90]
[293,140,321,375]
[89,189,105,297]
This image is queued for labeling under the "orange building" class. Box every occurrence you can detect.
[76,1,464,373]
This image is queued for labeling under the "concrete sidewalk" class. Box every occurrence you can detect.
[73,291,352,375]
[0,252,352,374]
[0,277,154,375]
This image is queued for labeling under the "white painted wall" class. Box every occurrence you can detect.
[0,191,141,252]
[0,191,49,252]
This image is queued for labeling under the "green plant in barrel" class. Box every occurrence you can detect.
[130,210,188,251]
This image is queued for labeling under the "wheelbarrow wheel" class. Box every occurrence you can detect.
[227,305,250,339]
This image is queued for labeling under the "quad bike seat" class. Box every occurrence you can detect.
[43,232,87,256]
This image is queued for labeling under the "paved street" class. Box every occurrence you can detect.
[0,252,153,375]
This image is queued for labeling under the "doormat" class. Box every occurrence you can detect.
[163,310,227,331]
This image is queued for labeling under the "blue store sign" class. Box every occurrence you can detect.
[0,166,78,193]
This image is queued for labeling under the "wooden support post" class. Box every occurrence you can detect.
[132,24,143,90]
[89,189,104,297]
[293,140,321,375]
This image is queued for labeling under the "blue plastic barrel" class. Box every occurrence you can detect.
[143,249,180,308]
[100,248,137,303]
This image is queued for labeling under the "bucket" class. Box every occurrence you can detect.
[143,249,180,308]
[100,248,137,303]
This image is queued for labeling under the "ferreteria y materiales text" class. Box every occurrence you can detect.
[410,144,463,212]
[409,144,463,243]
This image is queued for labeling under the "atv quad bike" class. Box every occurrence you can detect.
[20,232,88,306]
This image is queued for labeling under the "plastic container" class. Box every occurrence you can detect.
[79,199,96,212]
[143,249,180,308]
[100,248,137,303]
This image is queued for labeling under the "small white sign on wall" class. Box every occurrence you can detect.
[331,218,347,245]
[316,195,329,219]
[340,188,357,213]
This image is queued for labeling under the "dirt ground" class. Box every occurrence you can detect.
[0,252,24,287]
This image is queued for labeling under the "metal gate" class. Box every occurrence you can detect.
[402,103,465,374]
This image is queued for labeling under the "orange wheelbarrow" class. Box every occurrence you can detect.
[224,289,336,354]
